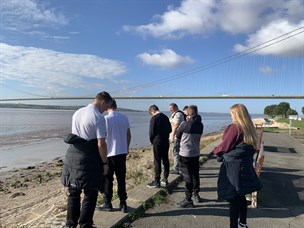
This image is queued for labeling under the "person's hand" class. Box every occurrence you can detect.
[103,164,109,175]
[170,138,174,144]
[216,153,224,162]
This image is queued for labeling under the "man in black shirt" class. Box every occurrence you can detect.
[147,105,172,188]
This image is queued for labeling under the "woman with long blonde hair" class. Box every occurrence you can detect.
[214,104,262,228]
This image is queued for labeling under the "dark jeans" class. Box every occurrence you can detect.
[104,154,127,202]
[66,187,98,228]
[229,195,247,228]
[179,155,200,201]
[153,140,170,182]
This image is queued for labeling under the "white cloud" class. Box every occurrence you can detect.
[259,65,273,74]
[137,49,194,69]
[123,0,304,40]
[0,43,128,95]
[216,0,303,34]
[234,20,304,57]
[123,0,216,39]
[1,0,68,31]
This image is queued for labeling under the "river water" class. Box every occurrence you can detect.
[0,108,261,171]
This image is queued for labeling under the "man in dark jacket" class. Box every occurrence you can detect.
[147,105,172,188]
[175,105,204,208]
[61,91,112,228]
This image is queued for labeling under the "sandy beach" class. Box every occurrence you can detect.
[0,145,155,227]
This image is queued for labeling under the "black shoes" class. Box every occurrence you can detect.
[96,202,113,211]
[176,199,194,208]
[96,201,127,213]
[192,194,203,203]
[120,201,128,213]
[170,169,180,175]
[161,178,169,187]
[147,180,160,188]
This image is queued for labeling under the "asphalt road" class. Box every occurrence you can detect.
[127,131,304,228]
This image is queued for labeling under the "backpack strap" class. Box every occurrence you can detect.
[172,110,186,121]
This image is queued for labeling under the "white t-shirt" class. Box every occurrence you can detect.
[105,111,130,157]
[72,104,106,140]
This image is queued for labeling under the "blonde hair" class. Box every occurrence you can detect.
[230,104,258,149]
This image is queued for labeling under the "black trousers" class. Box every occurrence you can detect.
[66,187,98,228]
[179,155,200,201]
[229,195,247,228]
[153,140,170,182]
[104,153,127,202]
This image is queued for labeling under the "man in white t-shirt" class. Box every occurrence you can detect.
[96,99,131,213]
[61,91,112,228]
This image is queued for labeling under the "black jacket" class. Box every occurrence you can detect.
[217,143,262,200]
[61,134,103,190]
[149,112,172,144]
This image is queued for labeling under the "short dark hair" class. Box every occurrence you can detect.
[95,91,112,103]
[183,105,188,111]
[108,99,117,109]
[149,104,159,112]
[169,103,178,109]
[188,105,198,116]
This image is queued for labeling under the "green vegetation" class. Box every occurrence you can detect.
[276,117,304,131]
[264,102,298,118]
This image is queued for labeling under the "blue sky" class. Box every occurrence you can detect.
[0,0,303,114]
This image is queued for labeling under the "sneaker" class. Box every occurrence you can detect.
[96,202,113,211]
[238,222,248,228]
[120,201,128,213]
[147,180,160,188]
[192,194,203,203]
[176,199,194,208]
[170,169,179,175]
[161,178,169,187]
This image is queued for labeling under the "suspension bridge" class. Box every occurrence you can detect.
[0,95,303,102]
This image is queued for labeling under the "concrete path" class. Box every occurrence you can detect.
[116,131,304,228]
[20,130,303,227]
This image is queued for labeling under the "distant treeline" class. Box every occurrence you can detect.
[0,103,140,112]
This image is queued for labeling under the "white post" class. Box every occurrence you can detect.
[289,119,292,135]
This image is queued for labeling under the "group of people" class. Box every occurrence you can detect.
[60,91,262,228]
[61,91,131,228]
[147,103,204,210]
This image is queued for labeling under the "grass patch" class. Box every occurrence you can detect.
[276,117,304,131]
[200,133,222,149]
